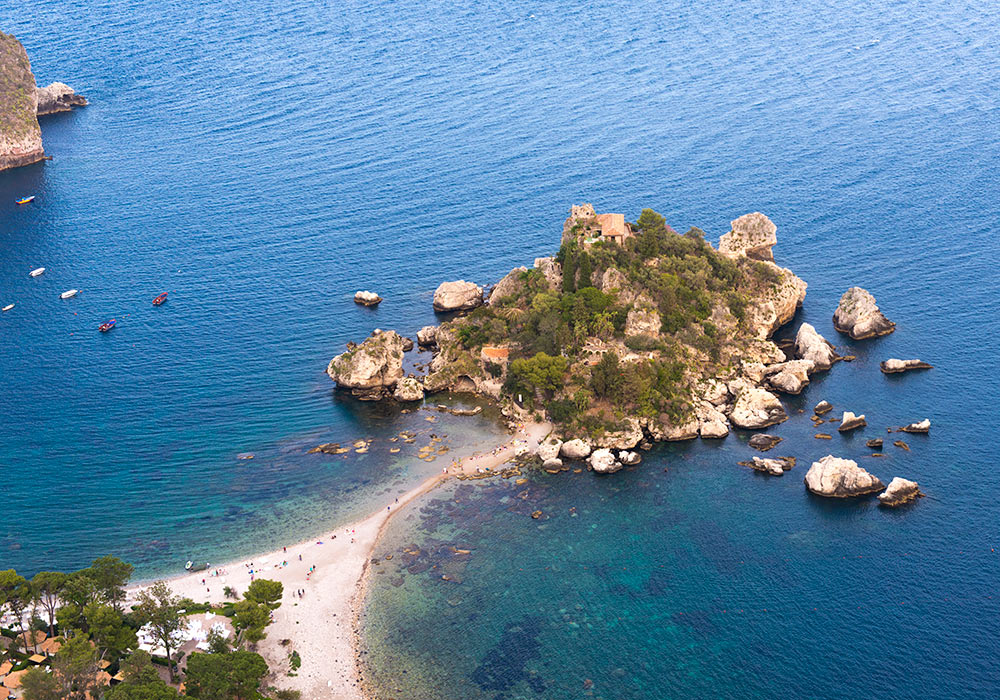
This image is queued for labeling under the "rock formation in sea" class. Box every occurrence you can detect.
[589,448,622,474]
[35,81,87,115]
[900,419,930,434]
[878,477,922,507]
[729,385,788,429]
[326,329,405,400]
[814,400,833,415]
[416,325,438,347]
[880,358,933,374]
[748,433,782,451]
[0,33,44,171]
[433,280,483,312]
[837,411,867,432]
[354,290,382,307]
[560,439,591,460]
[833,287,895,339]
[794,323,839,370]
[741,456,795,476]
[392,376,424,402]
[718,212,777,262]
[804,455,884,497]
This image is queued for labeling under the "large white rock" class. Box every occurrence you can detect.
[804,455,884,497]
[880,358,933,374]
[838,411,867,432]
[393,377,424,402]
[326,330,405,398]
[833,287,895,339]
[354,290,382,306]
[794,323,839,370]
[589,448,622,474]
[560,439,592,460]
[625,305,661,337]
[538,438,563,462]
[35,81,87,115]
[719,212,778,262]
[765,359,815,395]
[696,402,730,439]
[433,280,483,312]
[416,325,438,346]
[729,387,788,429]
[489,267,527,303]
[878,477,922,506]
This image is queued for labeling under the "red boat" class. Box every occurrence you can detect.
[99,319,116,332]
[153,292,168,306]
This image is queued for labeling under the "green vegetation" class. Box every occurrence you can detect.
[429,208,786,439]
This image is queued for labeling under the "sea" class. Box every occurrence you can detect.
[2,0,999,698]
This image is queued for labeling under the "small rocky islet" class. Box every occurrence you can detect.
[327,205,931,508]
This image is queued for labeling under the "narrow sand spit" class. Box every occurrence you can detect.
[127,420,551,699]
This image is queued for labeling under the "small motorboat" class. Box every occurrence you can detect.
[185,560,209,572]
[29,267,45,277]
[98,319,116,332]
[153,292,168,306]
[60,289,79,299]
[16,196,35,205]
[2,304,13,312]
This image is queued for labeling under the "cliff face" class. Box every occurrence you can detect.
[0,32,44,171]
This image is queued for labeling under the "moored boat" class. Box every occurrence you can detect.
[185,560,209,572]
[16,196,35,205]
[60,289,79,299]
[98,319,116,332]
[29,267,45,277]
[153,292,168,306]
[2,304,13,312]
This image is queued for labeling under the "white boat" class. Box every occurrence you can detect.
[60,289,79,299]
[2,304,13,312]
[29,267,45,277]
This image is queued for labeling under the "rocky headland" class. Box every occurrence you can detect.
[0,32,86,172]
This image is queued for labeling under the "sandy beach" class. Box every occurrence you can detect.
[128,418,551,699]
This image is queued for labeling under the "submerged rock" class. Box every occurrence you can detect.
[804,455,884,497]
[838,411,867,432]
[878,477,922,506]
[35,81,87,115]
[794,323,839,370]
[433,280,483,312]
[866,438,884,450]
[748,434,783,452]
[401,337,414,352]
[589,448,622,474]
[354,290,382,307]
[326,329,405,399]
[729,387,788,429]
[880,358,933,374]
[833,287,895,339]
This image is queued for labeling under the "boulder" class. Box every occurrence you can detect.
[35,81,86,115]
[0,33,45,171]
[489,267,527,304]
[326,330,405,399]
[697,379,730,406]
[794,323,839,370]
[433,280,483,312]
[542,458,564,472]
[748,434,782,452]
[618,450,641,466]
[880,359,933,374]
[560,439,592,460]
[696,402,730,439]
[838,411,867,432]
[659,415,700,441]
[729,387,788,429]
[833,287,895,339]
[804,455,884,497]
[765,359,814,395]
[393,377,424,402]
[814,400,833,415]
[624,305,661,338]
[401,337,414,352]
[538,438,563,462]
[900,419,930,434]
[866,438,884,450]
[354,290,382,307]
[416,325,438,347]
[589,448,622,474]
[878,477,922,507]
[719,212,777,262]
[741,456,795,476]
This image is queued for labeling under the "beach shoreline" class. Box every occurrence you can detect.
[126,419,551,699]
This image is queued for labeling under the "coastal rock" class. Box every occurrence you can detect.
[696,402,730,439]
[880,358,933,374]
[589,448,622,474]
[719,212,777,262]
[393,377,424,402]
[533,257,562,290]
[814,400,833,415]
[416,325,438,347]
[326,329,405,399]
[595,418,643,449]
[901,419,930,434]
[560,439,592,461]
[833,287,895,339]
[878,477,922,507]
[866,438,884,450]
[804,455,884,497]
[538,438,563,462]
[35,81,87,115]
[647,414,699,442]
[729,386,788,429]
[838,411,867,432]
[542,458,564,472]
[433,280,483,312]
[748,433,782,452]
[624,305,661,338]
[741,456,795,476]
[697,379,730,406]
[0,33,44,171]
[401,337,414,352]
[765,359,814,395]
[598,267,630,297]
[747,269,808,338]
[618,450,641,466]
[354,290,382,307]
[489,267,527,304]
[794,323,839,370]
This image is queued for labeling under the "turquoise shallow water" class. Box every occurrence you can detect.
[2,0,1000,695]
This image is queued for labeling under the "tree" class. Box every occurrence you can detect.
[20,667,63,700]
[576,253,594,290]
[84,601,137,660]
[0,569,37,653]
[184,650,268,700]
[590,351,623,401]
[231,599,270,646]
[32,571,67,637]
[134,581,184,682]
[507,353,569,396]
[243,579,282,608]
[106,650,180,700]
[89,555,133,612]
[52,634,101,700]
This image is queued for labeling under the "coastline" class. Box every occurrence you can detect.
[126,419,551,699]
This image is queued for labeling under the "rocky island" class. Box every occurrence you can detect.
[0,31,86,172]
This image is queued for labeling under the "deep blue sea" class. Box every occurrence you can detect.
[3,0,999,697]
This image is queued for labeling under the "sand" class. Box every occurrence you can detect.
[127,419,551,699]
